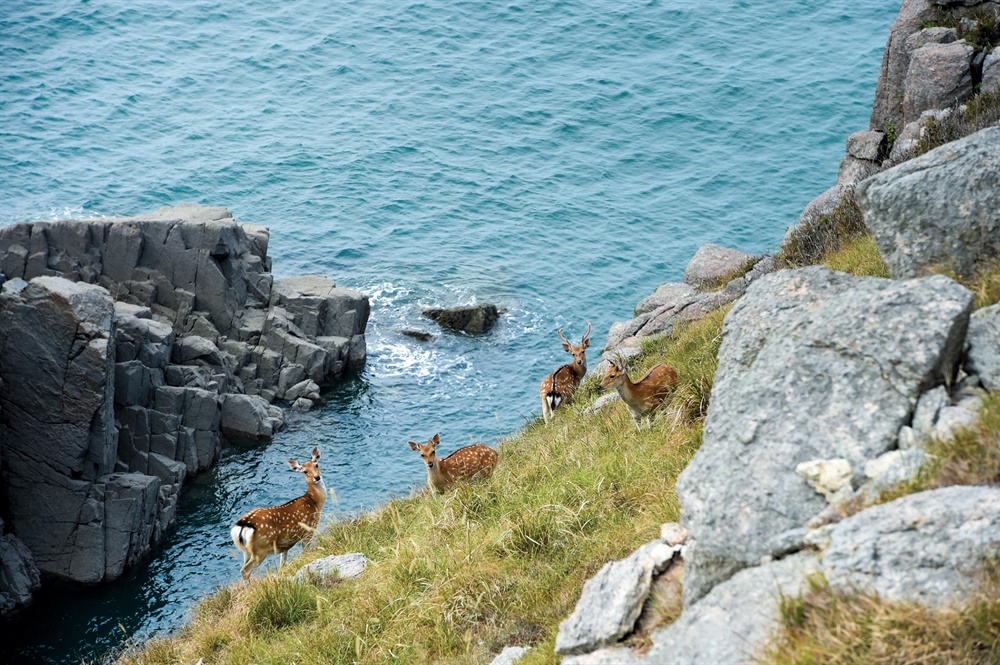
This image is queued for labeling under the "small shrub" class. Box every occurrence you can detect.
[777,190,868,269]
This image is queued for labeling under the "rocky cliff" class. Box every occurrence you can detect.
[554,1,1000,661]
[0,204,369,613]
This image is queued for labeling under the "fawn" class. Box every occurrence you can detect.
[408,433,498,493]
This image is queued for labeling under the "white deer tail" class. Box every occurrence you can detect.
[231,524,254,551]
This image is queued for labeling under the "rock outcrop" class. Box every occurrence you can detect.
[676,267,973,604]
[423,303,500,334]
[857,126,1000,280]
[0,204,369,611]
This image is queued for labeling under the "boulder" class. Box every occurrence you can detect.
[912,385,950,432]
[869,0,939,132]
[0,517,42,616]
[965,304,999,391]
[824,486,1000,606]
[271,275,370,342]
[676,267,973,605]
[845,129,887,160]
[555,541,679,655]
[423,303,500,334]
[902,41,975,124]
[787,184,847,242]
[683,244,753,289]
[634,283,696,317]
[837,155,880,187]
[489,646,531,665]
[295,552,369,582]
[857,127,1000,280]
[983,50,1000,91]
[221,394,273,441]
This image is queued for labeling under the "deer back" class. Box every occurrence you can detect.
[236,493,324,553]
[630,364,679,409]
[439,444,498,484]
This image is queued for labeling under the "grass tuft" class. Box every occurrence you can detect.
[822,234,891,278]
[758,558,1000,665]
[914,88,1000,157]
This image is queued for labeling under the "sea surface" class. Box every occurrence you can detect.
[1,0,897,661]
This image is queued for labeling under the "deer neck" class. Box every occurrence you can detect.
[427,463,449,492]
[615,374,644,410]
[304,480,328,510]
[568,357,587,379]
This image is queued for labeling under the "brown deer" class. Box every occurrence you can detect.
[408,434,498,493]
[230,447,327,580]
[539,321,592,423]
[600,354,678,430]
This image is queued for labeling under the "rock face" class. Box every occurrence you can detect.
[965,304,1000,391]
[0,517,41,615]
[676,266,973,605]
[857,127,1000,280]
[423,303,499,334]
[903,41,975,124]
[824,486,1000,607]
[0,205,369,607]
[555,541,679,655]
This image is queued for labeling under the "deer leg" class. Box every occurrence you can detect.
[241,555,261,580]
[540,394,551,423]
[279,551,287,567]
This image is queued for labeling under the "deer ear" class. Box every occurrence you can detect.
[408,441,419,451]
[431,433,440,448]
[288,460,302,471]
[311,447,321,462]
[562,342,573,352]
[583,338,591,349]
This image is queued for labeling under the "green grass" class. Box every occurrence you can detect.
[822,234,891,279]
[757,558,1000,665]
[117,308,730,665]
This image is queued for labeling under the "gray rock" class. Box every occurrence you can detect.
[903,41,975,124]
[172,335,223,366]
[602,315,652,352]
[285,379,321,402]
[983,50,1000,91]
[295,552,368,582]
[221,394,273,441]
[683,244,753,289]
[659,523,690,546]
[903,26,957,53]
[489,646,531,665]
[857,127,1000,280]
[788,184,847,242]
[0,518,42,615]
[634,283,696,317]
[584,392,621,415]
[401,329,435,342]
[863,447,928,491]
[846,130,887,160]
[965,304,999,391]
[913,385,950,432]
[933,402,980,441]
[837,155,880,187]
[271,275,370,341]
[824,486,1000,606]
[555,541,679,655]
[423,303,500,334]
[676,267,973,605]
[643,552,821,665]
[869,0,939,133]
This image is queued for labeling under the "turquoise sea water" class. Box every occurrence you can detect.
[1,0,897,661]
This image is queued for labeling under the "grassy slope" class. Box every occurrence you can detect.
[120,309,728,665]
[122,223,999,665]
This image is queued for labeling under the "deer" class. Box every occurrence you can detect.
[230,447,327,580]
[408,433,498,493]
[599,354,679,430]
[539,321,592,423]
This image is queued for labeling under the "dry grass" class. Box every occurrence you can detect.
[930,253,1000,311]
[757,559,1000,665]
[914,88,1000,158]
[116,310,730,665]
[777,190,868,270]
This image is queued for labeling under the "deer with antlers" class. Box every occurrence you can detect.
[539,321,592,423]
[230,447,327,580]
[600,354,678,430]
[408,433,498,493]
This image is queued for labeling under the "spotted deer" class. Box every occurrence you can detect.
[230,447,327,580]
[408,433,498,493]
[600,354,678,430]
[539,321,592,423]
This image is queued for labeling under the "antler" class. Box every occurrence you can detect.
[557,328,571,346]
[613,351,629,370]
[582,320,592,343]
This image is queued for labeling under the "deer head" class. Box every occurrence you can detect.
[408,433,441,469]
[599,354,629,392]
[288,447,324,489]
[558,320,592,372]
